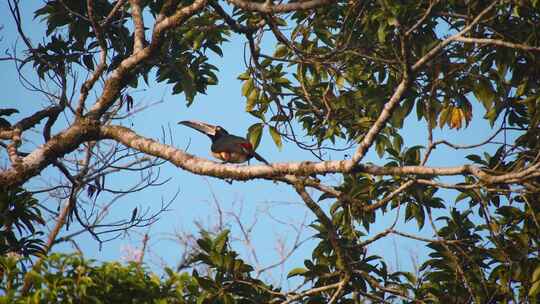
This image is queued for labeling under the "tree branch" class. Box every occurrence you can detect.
[294,184,349,271]
[411,1,499,72]
[3,121,537,189]
[280,281,342,304]
[101,0,127,27]
[209,1,259,34]
[76,0,109,116]
[0,120,101,187]
[405,0,440,37]
[347,77,410,169]
[21,188,77,294]
[364,180,415,212]
[0,106,62,139]
[129,0,146,53]
[227,0,335,13]
[453,36,540,52]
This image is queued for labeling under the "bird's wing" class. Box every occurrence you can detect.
[212,135,269,164]
[211,136,250,153]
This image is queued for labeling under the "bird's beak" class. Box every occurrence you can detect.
[178,120,218,137]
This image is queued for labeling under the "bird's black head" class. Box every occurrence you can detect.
[212,126,229,141]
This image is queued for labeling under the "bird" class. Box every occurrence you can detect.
[178,120,270,165]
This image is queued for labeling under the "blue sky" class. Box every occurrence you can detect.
[0,2,510,281]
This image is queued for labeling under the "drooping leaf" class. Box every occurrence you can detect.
[247,123,263,149]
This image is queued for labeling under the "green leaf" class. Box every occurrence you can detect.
[315,28,334,46]
[269,126,282,150]
[82,55,94,70]
[287,267,308,278]
[375,138,386,158]
[473,79,496,111]
[484,106,498,127]
[387,16,399,26]
[454,192,469,203]
[393,134,403,151]
[207,44,223,57]
[0,108,19,117]
[270,114,288,122]
[222,294,235,304]
[247,123,263,149]
[273,44,288,58]
[193,32,204,50]
[465,154,484,164]
[377,22,387,43]
[0,117,11,129]
[415,205,425,229]
[516,81,528,96]
[274,77,290,85]
[237,72,250,80]
[214,229,229,253]
[530,281,540,298]
[533,264,540,282]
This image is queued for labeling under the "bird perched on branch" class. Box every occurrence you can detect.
[178,120,269,165]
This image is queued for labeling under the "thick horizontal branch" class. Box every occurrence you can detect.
[227,0,335,13]
[2,118,537,188]
[99,125,538,184]
[2,121,537,188]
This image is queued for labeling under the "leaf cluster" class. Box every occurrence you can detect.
[0,187,45,258]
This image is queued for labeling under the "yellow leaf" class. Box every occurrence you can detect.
[246,89,259,112]
[438,106,451,129]
[450,107,462,129]
[533,264,540,282]
[241,79,254,97]
[336,75,345,89]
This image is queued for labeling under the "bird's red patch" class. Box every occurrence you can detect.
[240,142,253,151]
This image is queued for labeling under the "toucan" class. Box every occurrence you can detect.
[178,120,270,165]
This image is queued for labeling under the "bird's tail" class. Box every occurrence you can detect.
[252,152,270,165]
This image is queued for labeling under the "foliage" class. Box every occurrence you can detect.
[1,0,540,303]
[0,232,277,303]
[32,0,226,103]
[1,252,197,303]
[0,187,45,257]
[3,230,537,303]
